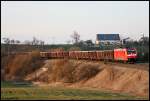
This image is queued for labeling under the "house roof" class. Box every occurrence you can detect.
[96,34,120,40]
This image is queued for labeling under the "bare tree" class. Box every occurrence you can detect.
[10,39,15,44]
[39,40,44,45]
[3,37,10,44]
[32,37,36,45]
[32,37,40,45]
[15,40,20,44]
[71,31,80,44]
[39,40,45,50]
[41,41,44,45]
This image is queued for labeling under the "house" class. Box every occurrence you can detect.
[95,34,121,45]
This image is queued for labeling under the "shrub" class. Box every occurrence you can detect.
[68,47,81,51]
[48,60,100,83]
[73,64,100,82]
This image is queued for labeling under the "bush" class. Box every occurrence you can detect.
[49,59,74,82]
[73,64,100,82]
[68,47,81,51]
[48,60,100,83]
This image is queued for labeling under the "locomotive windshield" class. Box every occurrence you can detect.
[127,49,136,54]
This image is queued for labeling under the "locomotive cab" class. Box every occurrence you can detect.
[127,48,137,62]
[114,48,137,63]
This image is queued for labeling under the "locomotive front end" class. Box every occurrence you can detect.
[127,48,137,62]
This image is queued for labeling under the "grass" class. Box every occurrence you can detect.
[1,81,148,100]
[1,81,33,88]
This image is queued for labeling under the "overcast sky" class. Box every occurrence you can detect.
[1,1,149,44]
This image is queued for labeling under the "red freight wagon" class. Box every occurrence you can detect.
[40,52,49,58]
[76,51,81,59]
[88,51,97,60]
[56,51,63,58]
[81,51,89,59]
[104,50,114,60]
[63,51,69,58]
[69,51,76,59]
[50,52,57,58]
[96,51,104,60]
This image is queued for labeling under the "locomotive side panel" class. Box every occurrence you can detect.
[114,49,128,61]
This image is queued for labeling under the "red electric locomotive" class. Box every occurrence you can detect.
[114,48,137,63]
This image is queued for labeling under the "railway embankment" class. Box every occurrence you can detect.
[24,59,149,97]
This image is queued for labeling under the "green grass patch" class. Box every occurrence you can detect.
[1,81,148,100]
[1,81,33,88]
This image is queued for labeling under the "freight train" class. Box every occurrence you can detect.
[40,48,137,63]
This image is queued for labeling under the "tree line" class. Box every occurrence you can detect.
[1,31,149,62]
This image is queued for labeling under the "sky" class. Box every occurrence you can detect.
[1,1,149,44]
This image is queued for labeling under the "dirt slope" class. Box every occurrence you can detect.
[79,66,149,97]
[3,51,44,81]
[24,59,149,97]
